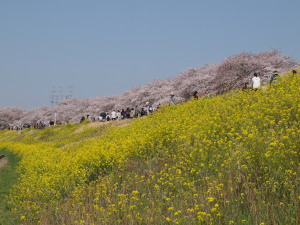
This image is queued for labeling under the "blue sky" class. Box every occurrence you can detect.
[1,0,299,109]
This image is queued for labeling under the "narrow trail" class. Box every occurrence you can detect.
[0,157,8,168]
[0,152,20,225]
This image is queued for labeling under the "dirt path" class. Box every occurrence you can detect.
[0,158,8,168]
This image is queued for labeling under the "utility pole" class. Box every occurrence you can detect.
[54,110,58,125]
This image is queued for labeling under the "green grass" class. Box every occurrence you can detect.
[0,149,20,225]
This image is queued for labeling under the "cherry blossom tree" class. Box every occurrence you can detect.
[1,50,298,128]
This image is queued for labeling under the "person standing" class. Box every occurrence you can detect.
[80,116,85,123]
[134,106,139,118]
[100,112,107,122]
[192,91,199,100]
[242,82,250,91]
[116,110,121,121]
[140,108,146,116]
[252,73,261,90]
[111,110,117,121]
[130,108,135,118]
[126,107,131,119]
[169,92,177,105]
[121,109,125,119]
[270,71,279,85]
[145,102,153,115]
[204,90,211,98]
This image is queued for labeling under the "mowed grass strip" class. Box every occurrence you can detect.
[0,149,20,225]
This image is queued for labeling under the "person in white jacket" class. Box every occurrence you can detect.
[111,110,117,120]
[252,73,261,90]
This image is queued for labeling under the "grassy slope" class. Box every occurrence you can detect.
[0,71,299,224]
[56,72,299,225]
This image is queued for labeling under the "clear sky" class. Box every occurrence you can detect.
[1,0,299,109]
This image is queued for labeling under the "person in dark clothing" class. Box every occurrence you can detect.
[121,109,125,119]
[140,108,146,116]
[193,91,199,99]
[270,71,279,85]
[80,116,85,123]
[242,82,250,91]
[100,112,107,122]
[134,106,139,118]
[106,113,110,121]
[126,108,131,119]
[292,70,297,75]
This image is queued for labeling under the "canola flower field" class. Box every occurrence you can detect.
[0,71,299,225]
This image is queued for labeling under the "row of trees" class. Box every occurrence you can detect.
[0,50,298,129]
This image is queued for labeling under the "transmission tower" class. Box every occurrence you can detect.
[50,87,58,106]
[65,85,74,100]
[50,85,74,106]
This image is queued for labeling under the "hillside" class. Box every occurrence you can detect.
[0,70,299,224]
[0,50,298,128]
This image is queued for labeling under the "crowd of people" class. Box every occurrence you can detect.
[4,70,298,130]
[243,69,298,91]
[7,120,59,130]
[80,102,159,123]
[79,89,214,123]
